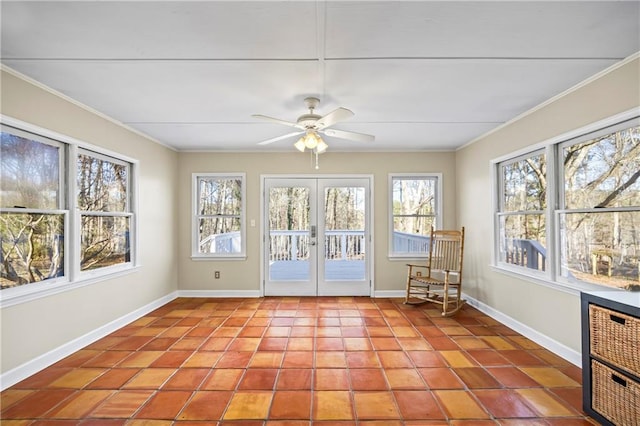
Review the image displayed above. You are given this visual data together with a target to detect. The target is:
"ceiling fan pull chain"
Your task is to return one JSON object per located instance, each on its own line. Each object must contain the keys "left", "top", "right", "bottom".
{"left": 315, "top": 150, "right": 320, "bottom": 170}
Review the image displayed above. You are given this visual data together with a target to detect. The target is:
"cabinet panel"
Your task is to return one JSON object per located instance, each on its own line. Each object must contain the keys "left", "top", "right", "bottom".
{"left": 589, "top": 304, "right": 640, "bottom": 377}
{"left": 591, "top": 359, "right": 640, "bottom": 426}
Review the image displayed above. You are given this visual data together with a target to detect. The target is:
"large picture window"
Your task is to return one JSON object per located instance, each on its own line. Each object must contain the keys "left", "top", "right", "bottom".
{"left": 0, "top": 121, "right": 137, "bottom": 299}
{"left": 495, "top": 115, "right": 639, "bottom": 290}
{"left": 389, "top": 174, "right": 442, "bottom": 257}
{"left": 193, "top": 173, "right": 245, "bottom": 258}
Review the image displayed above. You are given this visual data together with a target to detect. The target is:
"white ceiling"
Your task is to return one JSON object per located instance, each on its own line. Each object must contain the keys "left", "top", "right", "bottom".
{"left": 1, "top": 1, "right": 639, "bottom": 152}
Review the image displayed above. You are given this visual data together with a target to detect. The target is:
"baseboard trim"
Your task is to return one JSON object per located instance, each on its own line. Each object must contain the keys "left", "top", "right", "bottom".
{"left": 0, "top": 291, "right": 179, "bottom": 391}
{"left": 462, "top": 293, "right": 581, "bottom": 367}
{"left": 373, "top": 290, "right": 405, "bottom": 298}
{"left": 177, "top": 290, "right": 262, "bottom": 298}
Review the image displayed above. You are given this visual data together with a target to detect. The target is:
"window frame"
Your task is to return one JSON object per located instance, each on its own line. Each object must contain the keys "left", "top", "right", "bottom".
{"left": 76, "top": 147, "right": 135, "bottom": 277}
{"left": 495, "top": 148, "right": 550, "bottom": 280}
{"left": 0, "top": 115, "right": 139, "bottom": 307}
{"left": 492, "top": 110, "right": 640, "bottom": 292}
{"left": 191, "top": 172, "right": 246, "bottom": 260}
{"left": 554, "top": 118, "right": 640, "bottom": 288}
{"left": 388, "top": 173, "right": 443, "bottom": 259}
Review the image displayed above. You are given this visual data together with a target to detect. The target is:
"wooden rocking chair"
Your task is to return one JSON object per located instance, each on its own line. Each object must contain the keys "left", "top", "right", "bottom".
{"left": 404, "top": 227, "right": 465, "bottom": 316}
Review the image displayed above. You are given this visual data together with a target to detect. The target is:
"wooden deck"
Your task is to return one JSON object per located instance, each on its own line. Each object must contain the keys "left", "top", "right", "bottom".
{"left": 269, "top": 260, "right": 365, "bottom": 281}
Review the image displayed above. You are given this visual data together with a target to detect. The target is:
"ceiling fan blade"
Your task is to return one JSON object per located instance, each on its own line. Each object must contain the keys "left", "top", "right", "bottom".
{"left": 322, "top": 128, "right": 375, "bottom": 143}
{"left": 257, "top": 131, "right": 304, "bottom": 145}
{"left": 252, "top": 114, "right": 304, "bottom": 129}
{"left": 315, "top": 107, "right": 354, "bottom": 130}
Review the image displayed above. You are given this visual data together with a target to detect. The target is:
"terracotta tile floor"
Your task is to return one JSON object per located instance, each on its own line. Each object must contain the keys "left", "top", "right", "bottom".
{"left": 1, "top": 297, "right": 596, "bottom": 425}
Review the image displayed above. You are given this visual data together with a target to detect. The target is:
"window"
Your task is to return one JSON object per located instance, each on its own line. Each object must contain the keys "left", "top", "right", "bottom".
{"left": 77, "top": 150, "right": 132, "bottom": 272}
{"left": 389, "top": 174, "right": 442, "bottom": 257}
{"left": 1, "top": 128, "right": 66, "bottom": 289}
{"left": 558, "top": 123, "right": 640, "bottom": 289}
{"left": 192, "top": 173, "right": 245, "bottom": 259}
{"left": 0, "top": 120, "right": 137, "bottom": 299}
{"left": 497, "top": 151, "right": 547, "bottom": 273}
{"left": 494, "top": 115, "right": 639, "bottom": 290}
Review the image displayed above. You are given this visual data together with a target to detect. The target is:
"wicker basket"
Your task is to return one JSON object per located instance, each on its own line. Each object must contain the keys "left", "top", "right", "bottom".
{"left": 589, "top": 304, "right": 640, "bottom": 377}
{"left": 591, "top": 360, "right": 640, "bottom": 426}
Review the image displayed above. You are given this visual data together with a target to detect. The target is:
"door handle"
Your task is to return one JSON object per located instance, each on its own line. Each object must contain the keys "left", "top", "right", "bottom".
{"left": 310, "top": 241, "right": 316, "bottom": 246}
{"left": 311, "top": 225, "right": 316, "bottom": 238}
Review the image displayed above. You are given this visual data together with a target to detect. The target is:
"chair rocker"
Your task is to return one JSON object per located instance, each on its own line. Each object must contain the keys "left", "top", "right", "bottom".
{"left": 404, "top": 227, "right": 465, "bottom": 316}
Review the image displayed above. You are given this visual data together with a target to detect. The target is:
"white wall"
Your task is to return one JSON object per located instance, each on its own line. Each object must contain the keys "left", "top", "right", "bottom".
{"left": 0, "top": 69, "right": 179, "bottom": 375}
{"left": 455, "top": 56, "right": 640, "bottom": 354}
{"left": 177, "top": 151, "right": 457, "bottom": 294}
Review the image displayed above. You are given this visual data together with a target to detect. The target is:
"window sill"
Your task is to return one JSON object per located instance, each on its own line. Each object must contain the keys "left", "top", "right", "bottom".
{"left": 191, "top": 255, "right": 247, "bottom": 261}
{"left": 388, "top": 254, "right": 428, "bottom": 262}
{"left": 0, "top": 265, "right": 141, "bottom": 308}
{"left": 490, "top": 264, "right": 620, "bottom": 297}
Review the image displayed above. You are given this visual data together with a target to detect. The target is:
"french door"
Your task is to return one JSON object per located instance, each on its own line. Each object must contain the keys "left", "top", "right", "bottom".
{"left": 264, "top": 177, "right": 371, "bottom": 296}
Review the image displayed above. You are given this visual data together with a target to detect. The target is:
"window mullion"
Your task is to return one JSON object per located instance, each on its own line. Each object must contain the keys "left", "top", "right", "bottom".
{"left": 545, "top": 144, "right": 557, "bottom": 282}
{"left": 68, "top": 143, "right": 80, "bottom": 282}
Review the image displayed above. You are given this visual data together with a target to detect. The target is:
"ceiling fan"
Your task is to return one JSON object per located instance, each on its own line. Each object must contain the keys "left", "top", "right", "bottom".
{"left": 252, "top": 97, "right": 375, "bottom": 152}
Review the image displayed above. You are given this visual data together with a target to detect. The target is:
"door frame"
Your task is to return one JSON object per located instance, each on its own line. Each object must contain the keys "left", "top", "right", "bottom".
{"left": 260, "top": 174, "right": 375, "bottom": 297}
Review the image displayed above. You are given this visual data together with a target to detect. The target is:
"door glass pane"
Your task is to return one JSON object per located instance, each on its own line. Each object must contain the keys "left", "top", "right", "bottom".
{"left": 324, "top": 186, "right": 365, "bottom": 280}
{"left": 268, "top": 187, "right": 310, "bottom": 281}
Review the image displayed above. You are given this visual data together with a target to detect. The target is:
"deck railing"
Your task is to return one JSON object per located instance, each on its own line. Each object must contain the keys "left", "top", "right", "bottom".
{"left": 269, "top": 230, "right": 366, "bottom": 261}
{"left": 393, "top": 231, "right": 431, "bottom": 253}
{"left": 202, "top": 230, "right": 439, "bottom": 260}
{"left": 505, "top": 238, "right": 547, "bottom": 271}
{"left": 199, "top": 231, "right": 241, "bottom": 254}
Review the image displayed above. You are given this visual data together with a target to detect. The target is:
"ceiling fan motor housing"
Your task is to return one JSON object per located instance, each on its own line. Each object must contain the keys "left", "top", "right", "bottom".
{"left": 297, "top": 113, "right": 322, "bottom": 128}
{"left": 298, "top": 97, "right": 322, "bottom": 128}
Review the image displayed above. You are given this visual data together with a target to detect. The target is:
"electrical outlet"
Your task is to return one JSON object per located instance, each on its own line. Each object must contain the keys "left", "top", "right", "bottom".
{"left": 215, "top": 271, "right": 220, "bottom": 279}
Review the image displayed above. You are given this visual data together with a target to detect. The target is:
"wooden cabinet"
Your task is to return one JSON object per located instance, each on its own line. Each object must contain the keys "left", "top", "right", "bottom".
{"left": 581, "top": 291, "right": 640, "bottom": 426}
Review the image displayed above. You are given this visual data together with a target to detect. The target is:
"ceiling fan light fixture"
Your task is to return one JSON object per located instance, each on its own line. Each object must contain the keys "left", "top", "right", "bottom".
{"left": 294, "top": 137, "right": 306, "bottom": 152}
{"left": 316, "top": 139, "right": 328, "bottom": 154}
{"left": 303, "top": 131, "right": 319, "bottom": 149}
